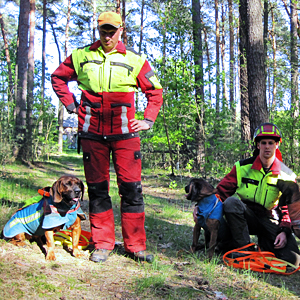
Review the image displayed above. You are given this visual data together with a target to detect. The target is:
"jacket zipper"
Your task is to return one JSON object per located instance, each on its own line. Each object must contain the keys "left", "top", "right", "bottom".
{"left": 109, "top": 68, "right": 112, "bottom": 90}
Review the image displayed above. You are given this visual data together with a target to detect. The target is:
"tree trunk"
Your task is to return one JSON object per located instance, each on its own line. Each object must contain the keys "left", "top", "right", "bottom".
{"left": 247, "top": 0, "right": 268, "bottom": 137}
{"left": 290, "top": 0, "right": 298, "bottom": 117}
{"left": 58, "top": 0, "right": 71, "bottom": 153}
{"left": 0, "top": 13, "right": 13, "bottom": 101}
{"left": 215, "top": 0, "right": 220, "bottom": 115}
{"left": 39, "top": 0, "right": 46, "bottom": 133}
{"left": 25, "top": 0, "right": 35, "bottom": 161}
{"left": 263, "top": 0, "right": 268, "bottom": 101}
{"left": 203, "top": 26, "right": 212, "bottom": 106}
{"left": 116, "top": 0, "right": 120, "bottom": 13}
{"left": 239, "top": 0, "right": 251, "bottom": 148}
{"left": 92, "top": 0, "right": 96, "bottom": 42}
{"left": 192, "top": 0, "right": 205, "bottom": 171}
{"left": 270, "top": 6, "right": 277, "bottom": 110}
{"left": 139, "top": 0, "right": 145, "bottom": 53}
{"left": 229, "top": 0, "right": 235, "bottom": 120}
{"left": 122, "top": 0, "right": 127, "bottom": 46}
{"left": 290, "top": 0, "right": 299, "bottom": 165}
{"left": 15, "top": 0, "right": 30, "bottom": 159}
{"left": 221, "top": 3, "right": 227, "bottom": 107}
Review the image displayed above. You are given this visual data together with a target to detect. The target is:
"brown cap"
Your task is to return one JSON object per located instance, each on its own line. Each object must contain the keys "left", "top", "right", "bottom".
{"left": 98, "top": 12, "right": 122, "bottom": 28}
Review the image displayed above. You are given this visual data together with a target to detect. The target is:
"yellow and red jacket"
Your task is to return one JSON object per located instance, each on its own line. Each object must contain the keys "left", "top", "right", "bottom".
{"left": 51, "top": 40, "right": 163, "bottom": 141}
{"left": 217, "top": 155, "right": 296, "bottom": 229}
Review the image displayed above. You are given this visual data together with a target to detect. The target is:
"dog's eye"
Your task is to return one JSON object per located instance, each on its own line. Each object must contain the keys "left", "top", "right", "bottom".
{"left": 67, "top": 181, "right": 72, "bottom": 186}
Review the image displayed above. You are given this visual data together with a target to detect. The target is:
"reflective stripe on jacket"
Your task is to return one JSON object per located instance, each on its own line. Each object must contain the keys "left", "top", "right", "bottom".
{"left": 235, "top": 156, "right": 296, "bottom": 210}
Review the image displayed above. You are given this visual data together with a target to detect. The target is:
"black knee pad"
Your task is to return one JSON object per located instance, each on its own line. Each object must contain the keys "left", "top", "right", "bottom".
{"left": 119, "top": 181, "right": 144, "bottom": 213}
{"left": 88, "top": 181, "right": 112, "bottom": 213}
{"left": 223, "top": 197, "right": 246, "bottom": 214}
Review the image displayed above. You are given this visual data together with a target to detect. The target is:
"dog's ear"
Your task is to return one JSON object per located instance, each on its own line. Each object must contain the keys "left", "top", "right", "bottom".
{"left": 193, "top": 180, "right": 203, "bottom": 196}
{"left": 79, "top": 179, "right": 85, "bottom": 200}
{"left": 51, "top": 179, "right": 63, "bottom": 203}
{"left": 195, "top": 178, "right": 218, "bottom": 199}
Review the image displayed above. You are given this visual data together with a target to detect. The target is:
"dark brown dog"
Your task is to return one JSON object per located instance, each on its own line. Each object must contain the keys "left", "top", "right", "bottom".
{"left": 185, "top": 178, "right": 223, "bottom": 259}
{"left": 2, "top": 175, "right": 85, "bottom": 260}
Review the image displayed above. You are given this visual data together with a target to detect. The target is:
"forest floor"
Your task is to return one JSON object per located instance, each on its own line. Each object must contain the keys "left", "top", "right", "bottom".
{"left": 0, "top": 152, "right": 300, "bottom": 299}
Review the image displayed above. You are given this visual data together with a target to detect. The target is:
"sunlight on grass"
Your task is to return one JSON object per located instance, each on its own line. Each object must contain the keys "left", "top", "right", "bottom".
{"left": 0, "top": 154, "right": 300, "bottom": 299}
{"left": 135, "top": 274, "right": 167, "bottom": 293}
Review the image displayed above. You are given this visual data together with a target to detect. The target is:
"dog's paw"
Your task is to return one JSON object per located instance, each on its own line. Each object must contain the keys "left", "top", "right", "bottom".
{"left": 72, "top": 248, "right": 83, "bottom": 258}
{"left": 46, "top": 250, "right": 56, "bottom": 260}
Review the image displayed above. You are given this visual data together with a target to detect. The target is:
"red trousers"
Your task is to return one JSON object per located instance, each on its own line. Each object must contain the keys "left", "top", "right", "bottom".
{"left": 81, "top": 138, "right": 146, "bottom": 252}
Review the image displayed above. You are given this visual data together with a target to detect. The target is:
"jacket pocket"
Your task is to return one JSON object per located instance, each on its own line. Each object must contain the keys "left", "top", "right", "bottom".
{"left": 242, "top": 177, "right": 259, "bottom": 188}
{"left": 109, "top": 62, "right": 135, "bottom": 91}
{"left": 80, "top": 60, "right": 103, "bottom": 92}
{"left": 110, "top": 103, "right": 132, "bottom": 134}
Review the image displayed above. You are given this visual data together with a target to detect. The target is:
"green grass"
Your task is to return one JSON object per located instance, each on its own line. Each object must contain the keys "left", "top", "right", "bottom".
{"left": 1, "top": 152, "right": 300, "bottom": 299}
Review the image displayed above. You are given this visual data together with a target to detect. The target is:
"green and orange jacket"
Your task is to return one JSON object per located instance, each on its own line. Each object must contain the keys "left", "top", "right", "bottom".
{"left": 217, "top": 155, "right": 296, "bottom": 229}
{"left": 51, "top": 40, "right": 163, "bottom": 141}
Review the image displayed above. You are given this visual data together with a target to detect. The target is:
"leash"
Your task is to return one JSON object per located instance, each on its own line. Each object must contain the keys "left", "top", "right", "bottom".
{"left": 223, "top": 243, "right": 300, "bottom": 275}
{"left": 54, "top": 230, "right": 92, "bottom": 250}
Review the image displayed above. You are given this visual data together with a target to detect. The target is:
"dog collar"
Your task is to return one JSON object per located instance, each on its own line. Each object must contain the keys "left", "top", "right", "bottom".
{"left": 38, "top": 189, "right": 50, "bottom": 197}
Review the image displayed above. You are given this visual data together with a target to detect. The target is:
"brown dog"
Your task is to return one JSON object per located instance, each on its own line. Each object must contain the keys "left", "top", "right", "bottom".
{"left": 2, "top": 175, "right": 85, "bottom": 260}
{"left": 185, "top": 178, "right": 223, "bottom": 259}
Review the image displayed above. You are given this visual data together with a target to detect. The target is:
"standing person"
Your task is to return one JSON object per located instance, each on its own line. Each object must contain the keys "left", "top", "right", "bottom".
{"left": 217, "top": 123, "right": 300, "bottom": 264}
{"left": 51, "top": 12, "right": 163, "bottom": 263}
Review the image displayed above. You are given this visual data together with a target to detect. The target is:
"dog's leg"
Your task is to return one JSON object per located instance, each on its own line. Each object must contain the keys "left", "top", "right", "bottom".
{"left": 69, "top": 216, "right": 82, "bottom": 258}
{"left": 45, "top": 230, "right": 56, "bottom": 260}
{"left": 206, "top": 219, "right": 220, "bottom": 260}
{"left": 191, "top": 223, "right": 201, "bottom": 253}
{"left": 9, "top": 233, "right": 27, "bottom": 247}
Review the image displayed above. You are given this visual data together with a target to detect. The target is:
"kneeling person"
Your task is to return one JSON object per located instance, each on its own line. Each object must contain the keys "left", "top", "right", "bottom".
{"left": 217, "top": 123, "right": 300, "bottom": 265}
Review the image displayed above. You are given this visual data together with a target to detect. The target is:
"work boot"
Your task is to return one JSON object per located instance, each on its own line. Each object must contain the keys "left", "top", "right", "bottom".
{"left": 126, "top": 250, "right": 154, "bottom": 263}
{"left": 90, "top": 249, "right": 112, "bottom": 263}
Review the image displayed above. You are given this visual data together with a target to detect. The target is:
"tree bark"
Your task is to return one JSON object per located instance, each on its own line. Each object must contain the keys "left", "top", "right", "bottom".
{"left": 15, "top": 0, "right": 30, "bottom": 159}
{"left": 239, "top": 0, "right": 251, "bottom": 146}
{"left": 290, "top": 0, "right": 299, "bottom": 165}
{"left": 122, "top": 0, "right": 127, "bottom": 46}
{"left": 58, "top": 0, "right": 71, "bottom": 153}
{"left": 246, "top": 0, "right": 268, "bottom": 137}
{"left": 39, "top": 0, "right": 47, "bottom": 133}
{"left": 203, "top": 26, "right": 212, "bottom": 105}
{"left": 0, "top": 13, "right": 13, "bottom": 101}
{"left": 290, "top": 0, "right": 298, "bottom": 117}
{"left": 215, "top": 0, "right": 220, "bottom": 115}
{"left": 25, "top": 0, "right": 35, "bottom": 160}
{"left": 192, "top": 0, "right": 205, "bottom": 170}
{"left": 139, "top": 0, "right": 145, "bottom": 53}
{"left": 92, "top": 0, "right": 96, "bottom": 42}
{"left": 221, "top": 3, "right": 227, "bottom": 107}
{"left": 270, "top": 6, "right": 277, "bottom": 110}
{"left": 229, "top": 0, "right": 235, "bottom": 120}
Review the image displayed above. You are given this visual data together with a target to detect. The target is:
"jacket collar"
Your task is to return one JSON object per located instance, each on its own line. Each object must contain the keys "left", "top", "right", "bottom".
{"left": 89, "top": 40, "right": 126, "bottom": 54}
{"left": 251, "top": 155, "right": 281, "bottom": 174}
